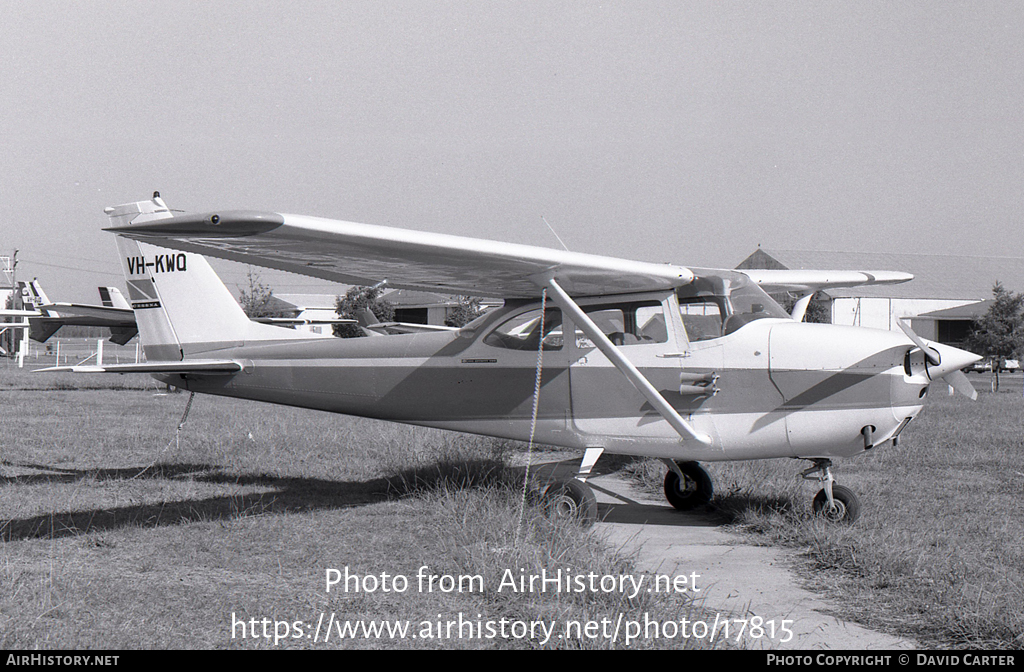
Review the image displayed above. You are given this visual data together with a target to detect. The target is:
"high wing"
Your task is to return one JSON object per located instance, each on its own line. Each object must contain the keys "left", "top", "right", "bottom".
{"left": 739, "top": 269, "right": 914, "bottom": 293}
{"left": 104, "top": 203, "right": 704, "bottom": 443}
{"left": 39, "top": 302, "right": 135, "bottom": 324}
{"left": 29, "top": 303, "right": 137, "bottom": 344}
{"left": 739, "top": 269, "right": 913, "bottom": 321}
{"left": 17, "top": 281, "right": 140, "bottom": 344}
{"left": 106, "top": 210, "right": 695, "bottom": 298}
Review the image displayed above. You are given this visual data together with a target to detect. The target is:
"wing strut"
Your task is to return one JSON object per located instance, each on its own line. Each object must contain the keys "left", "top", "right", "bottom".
{"left": 790, "top": 293, "right": 814, "bottom": 322}
{"left": 542, "top": 278, "right": 712, "bottom": 445}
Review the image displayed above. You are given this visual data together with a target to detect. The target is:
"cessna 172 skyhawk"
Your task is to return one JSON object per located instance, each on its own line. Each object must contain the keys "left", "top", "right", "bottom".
{"left": 44, "top": 194, "right": 981, "bottom": 523}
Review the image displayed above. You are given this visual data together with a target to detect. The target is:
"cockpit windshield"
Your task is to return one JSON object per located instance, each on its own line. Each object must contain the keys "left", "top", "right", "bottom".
{"left": 677, "top": 272, "right": 789, "bottom": 341}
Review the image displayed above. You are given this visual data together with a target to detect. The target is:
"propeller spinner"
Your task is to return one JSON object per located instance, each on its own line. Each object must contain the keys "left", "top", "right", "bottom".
{"left": 898, "top": 319, "right": 981, "bottom": 400}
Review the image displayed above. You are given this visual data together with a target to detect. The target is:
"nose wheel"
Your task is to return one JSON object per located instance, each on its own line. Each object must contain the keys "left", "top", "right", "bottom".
{"left": 802, "top": 459, "right": 860, "bottom": 523}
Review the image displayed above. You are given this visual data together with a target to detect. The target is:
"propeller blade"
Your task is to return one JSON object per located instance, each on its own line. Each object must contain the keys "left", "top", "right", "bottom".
{"left": 897, "top": 319, "right": 940, "bottom": 366}
{"left": 942, "top": 369, "right": 978, "bottom": 401}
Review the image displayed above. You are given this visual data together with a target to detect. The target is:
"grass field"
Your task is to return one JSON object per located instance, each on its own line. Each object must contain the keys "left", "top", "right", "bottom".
{"left": 0, "top": 368, "right": 712, "bottom": 650}
{"left": 628, "top": 373, "right": 1024, "bottom": 649}
{"left": 2, "top": 367, "right": 1021, "bottom": 649}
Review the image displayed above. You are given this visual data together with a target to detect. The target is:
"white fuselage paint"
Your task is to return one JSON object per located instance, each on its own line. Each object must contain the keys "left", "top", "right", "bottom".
{"left": 173, "top": 300, "right": 940, "bottom": 465}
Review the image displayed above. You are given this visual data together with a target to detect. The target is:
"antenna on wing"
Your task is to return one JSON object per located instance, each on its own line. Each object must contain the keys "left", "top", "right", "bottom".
{"left": 541, "top": 216, "right": 570, "bottom": 252}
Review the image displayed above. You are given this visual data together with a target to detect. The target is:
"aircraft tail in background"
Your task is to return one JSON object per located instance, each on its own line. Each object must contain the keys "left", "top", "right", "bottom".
{"left": 96, "top": 286, "right": 137, "bottom": 344}
{"left": 98, "top": 286, "right": 130, "bottom": 309}
{"left": 17, "top": 279, "right": 140, "bottom": 345}
{"left": 17, "top": 280, "right": 61, "bottom": 342}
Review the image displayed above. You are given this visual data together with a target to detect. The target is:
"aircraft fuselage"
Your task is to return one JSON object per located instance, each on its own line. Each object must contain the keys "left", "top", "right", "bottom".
{"left": 159, "top": 290, "right": 936, "bottom": 464}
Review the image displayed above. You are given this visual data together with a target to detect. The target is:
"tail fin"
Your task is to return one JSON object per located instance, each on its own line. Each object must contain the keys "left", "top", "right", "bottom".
{"left": 97, "top": 287, "right": 137, "bottom": 344}
{"left": 19, "top": 280, "right": 55, "bottom": 315}
{"left": 98, "top": 286, "right": 130, "bottom": 309}
{"left": 354, "top": 307, "right": 380, "bottom": 328}
{"left": 108, "top": 194, "right": 309, "bottom": 361}
{"left": 19, "top": 281, "right": 62, "bottom": 342}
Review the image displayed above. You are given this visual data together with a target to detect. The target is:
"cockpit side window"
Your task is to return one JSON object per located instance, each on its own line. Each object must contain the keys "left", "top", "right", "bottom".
{"left": 676, "top": 273, "right": 789, "bottom": 341}
{"left": 679, "top": 298, "right": 725, "bottom": 342}
{"left": 483, "top": 308, "right": 564, "bottom": 351}
{"left": 721, "top": 277, "right": 791, "bottom": 333}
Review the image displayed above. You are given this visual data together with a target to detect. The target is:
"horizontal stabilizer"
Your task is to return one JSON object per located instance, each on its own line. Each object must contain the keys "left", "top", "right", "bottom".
{"left": 27, "top": 303, "right": 137, "bottom": 344}
{"left": 36, "top": 360, "right": 243, "bottom": 375}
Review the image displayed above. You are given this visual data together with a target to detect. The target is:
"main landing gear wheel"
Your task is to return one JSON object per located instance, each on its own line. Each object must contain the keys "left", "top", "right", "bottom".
{"left": 543, "top": 478, "right": 598, "bottom": 527}
{"left": 663, "top": 461, "right": 714, "bottom": 511}
{"left": 812, "top": 485, "right": 860, "bottom": 523}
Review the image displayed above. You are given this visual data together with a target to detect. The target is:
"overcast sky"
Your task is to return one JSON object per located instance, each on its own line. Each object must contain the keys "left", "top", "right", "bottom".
{"left": 1, "top": 1, "right": 1021, "bottom": 302}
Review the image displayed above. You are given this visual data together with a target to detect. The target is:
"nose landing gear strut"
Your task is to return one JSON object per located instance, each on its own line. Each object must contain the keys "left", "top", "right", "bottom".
{"left": 801, "top": 459, "right": 860, "bottom": 523}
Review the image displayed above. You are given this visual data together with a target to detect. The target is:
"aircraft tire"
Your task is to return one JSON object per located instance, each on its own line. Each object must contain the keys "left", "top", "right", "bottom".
{"left": 812, "top": 485, "right": 860, "bottom": 523}
{"left": 543, "top": 479, "right": 598, "bottom": 527}
{"left": 663, "top": 461, "right": 714, "bottom": 511}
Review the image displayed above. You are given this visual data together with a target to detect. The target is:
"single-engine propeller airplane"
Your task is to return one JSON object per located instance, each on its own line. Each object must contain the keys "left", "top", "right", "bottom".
{"left": 42, "top": 193, "right": 982, "bottom": 523}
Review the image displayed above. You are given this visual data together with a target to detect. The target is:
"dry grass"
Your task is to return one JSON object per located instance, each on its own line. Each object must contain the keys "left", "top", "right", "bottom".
{"left": 10, "top": 363, "right": 1018, "bottom": 648}
{"left": 0, "top": 369, "right": 712, "bottom": 650}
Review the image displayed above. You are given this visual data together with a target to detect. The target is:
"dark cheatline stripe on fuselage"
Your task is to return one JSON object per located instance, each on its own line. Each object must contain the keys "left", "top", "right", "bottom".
{"left": 571, "top": 366, "right": 894, "bottom": 422}
{"left": 184, "top": 364, "right": 571, "bottom": 422}
{"left": 770, "top": 370, "right": 888, "bottom": 411}
{"left": 176, "top": 322, "right": 571, "bottom": 424}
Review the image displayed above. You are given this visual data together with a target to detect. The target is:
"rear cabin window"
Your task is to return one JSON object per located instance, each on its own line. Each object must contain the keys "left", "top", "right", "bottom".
{"left": 575, "top": 301, "right": 668, "bottom": 348}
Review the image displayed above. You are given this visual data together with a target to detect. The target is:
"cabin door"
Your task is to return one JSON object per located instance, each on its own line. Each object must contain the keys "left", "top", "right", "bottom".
{"left": 568, "top": 294, "right": 703, "bottom": 440}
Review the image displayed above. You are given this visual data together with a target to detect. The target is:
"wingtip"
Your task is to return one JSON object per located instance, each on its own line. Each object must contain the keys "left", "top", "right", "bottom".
{"left": 104, "top": 210, "right": 285, "bottom": 237}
